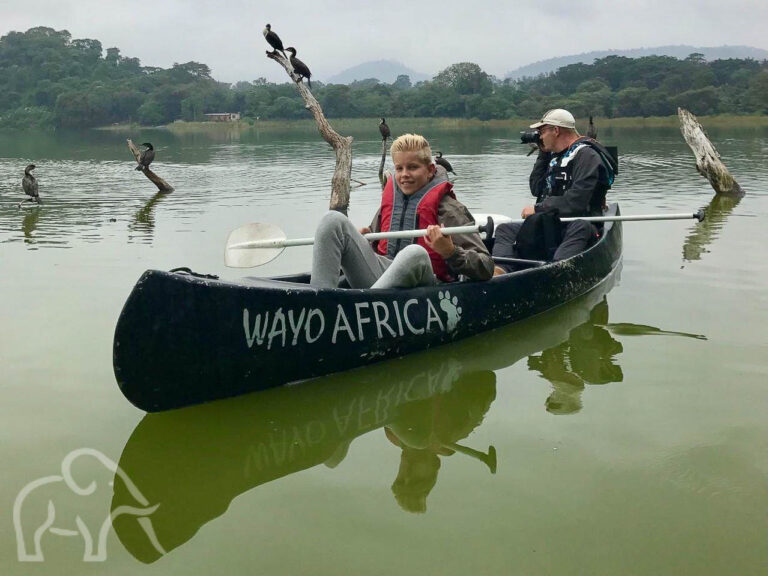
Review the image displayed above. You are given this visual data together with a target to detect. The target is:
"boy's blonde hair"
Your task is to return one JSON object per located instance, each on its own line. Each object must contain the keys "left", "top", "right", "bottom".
{"left": 390, "top": 133, "right": 433, "bottom": 165}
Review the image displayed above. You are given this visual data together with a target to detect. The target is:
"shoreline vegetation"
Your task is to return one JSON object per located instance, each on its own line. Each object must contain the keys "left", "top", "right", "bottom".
{"left": 93, "top": 115, "right": 768, "bottom": 133}
{"left": 2, "top": 27, "right": 767, "bottom": 131}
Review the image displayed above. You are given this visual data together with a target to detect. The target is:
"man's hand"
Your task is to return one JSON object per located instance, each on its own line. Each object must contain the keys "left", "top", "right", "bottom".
{"left": 521, "top": 205, "right": 536, "bottom": 218}
{"left": 424, "top": 224, "right": 455, "bottom": 258}
{"left": 359, "top": 226, "right": 371, "bottom": 235}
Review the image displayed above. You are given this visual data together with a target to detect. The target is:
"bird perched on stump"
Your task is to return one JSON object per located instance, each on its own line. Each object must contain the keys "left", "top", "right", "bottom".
{"left": 286, "top": 47, "right": 312, "bottom": 89}
{"left": 19, "top": 164, "right": 41, "bottom": 207}
{"left": 379, "top": 118, "right": 391, "bottom": 141}
{"left": 263, "top": 24, "right": 286, "bottom": 57}
{"left": 135, "top": 142, "right": 155, "bottom": 171}
{"left": 435, "top": 151, "right": 455, "bottom": 175}
{"left": 587, "top": 116, "right": 598, "bottom": 140}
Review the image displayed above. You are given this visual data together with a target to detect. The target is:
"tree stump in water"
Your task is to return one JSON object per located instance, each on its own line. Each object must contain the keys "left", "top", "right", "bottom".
{"left": 267, "top": 51, "right": 352, "bottom": 214}
{"left": 678, "top": 108, "right": 744, "bottom": 196}
{"left": 127, "top": 139, "right": 174, "bottom": 193}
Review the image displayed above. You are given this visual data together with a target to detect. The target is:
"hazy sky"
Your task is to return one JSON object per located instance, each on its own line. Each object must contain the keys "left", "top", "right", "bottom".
{"left": 1, "top": 0, "right": 766, "bottom": 83}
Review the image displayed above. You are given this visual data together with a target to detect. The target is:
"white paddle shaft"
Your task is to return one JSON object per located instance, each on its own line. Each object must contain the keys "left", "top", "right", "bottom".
{"left": 229, "top": 223, "right": 483, "bottom": 250}
{"left": 224, "top": 210, "right": 704, "bottom": 267}
{"left": 475, "top": 212, "right": 703, "bottom": 226}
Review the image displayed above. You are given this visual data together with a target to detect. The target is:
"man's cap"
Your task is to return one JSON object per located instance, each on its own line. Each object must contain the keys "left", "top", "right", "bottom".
{"left": 530, "top": 109, "right": 576, "bottom": 130}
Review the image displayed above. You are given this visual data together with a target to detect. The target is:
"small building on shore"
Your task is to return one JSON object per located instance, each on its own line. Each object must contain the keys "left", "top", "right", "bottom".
{"left": 204, "top": 112, "right": 241, "bottom": 122}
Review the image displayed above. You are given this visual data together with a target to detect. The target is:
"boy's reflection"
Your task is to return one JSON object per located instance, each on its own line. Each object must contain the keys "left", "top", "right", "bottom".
{"left": 383, "top": 371, "right": 497, "bottom": 513}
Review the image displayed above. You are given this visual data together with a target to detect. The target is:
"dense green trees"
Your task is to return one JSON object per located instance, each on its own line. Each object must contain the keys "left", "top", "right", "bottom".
{"left": 1, "top": 26, "right": 766, "bottom": 129}
{"left": 0, "top": 27, "right": 232, "bottom": 128}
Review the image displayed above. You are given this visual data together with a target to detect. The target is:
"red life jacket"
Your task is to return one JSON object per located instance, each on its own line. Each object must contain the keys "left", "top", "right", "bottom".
{"left": 377, "top": 177, "right": 456, "bottom": 282}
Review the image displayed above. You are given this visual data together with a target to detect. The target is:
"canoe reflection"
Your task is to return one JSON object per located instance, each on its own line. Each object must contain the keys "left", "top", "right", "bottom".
{"left": 111, "top": 281, "right": 619, "bottom": 562}
{"left": 111, "top": 362, "right": 500, "bottom": 562}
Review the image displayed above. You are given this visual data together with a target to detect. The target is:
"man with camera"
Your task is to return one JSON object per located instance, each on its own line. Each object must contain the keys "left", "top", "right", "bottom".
{"left": 492, "top": 109, "right": 617, "bottom": 273}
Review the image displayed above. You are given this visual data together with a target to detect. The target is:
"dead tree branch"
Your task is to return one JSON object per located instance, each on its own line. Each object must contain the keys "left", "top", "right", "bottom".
{"left": 267, "top": 51, "right": 352, "bottom": 214}
{"left": 127, "top": 139, "right": 174, "bottom": 193}
{"left": 678, "top": 108, "right": 744, "bottom": 196}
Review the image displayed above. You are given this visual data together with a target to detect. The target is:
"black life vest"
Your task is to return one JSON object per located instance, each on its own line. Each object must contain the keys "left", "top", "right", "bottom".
{"left": 541, "top": 137, "right": 618, "bottom": 214}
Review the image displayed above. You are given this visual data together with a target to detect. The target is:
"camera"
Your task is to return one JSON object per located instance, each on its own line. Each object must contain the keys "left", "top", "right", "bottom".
{"left": 520, "top": 130, "right": 541, "bottom": 145}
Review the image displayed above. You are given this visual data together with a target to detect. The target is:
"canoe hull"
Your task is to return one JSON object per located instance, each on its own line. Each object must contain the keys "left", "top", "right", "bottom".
{"left": 113, "top": 206, "right": 622, "bottom": 411}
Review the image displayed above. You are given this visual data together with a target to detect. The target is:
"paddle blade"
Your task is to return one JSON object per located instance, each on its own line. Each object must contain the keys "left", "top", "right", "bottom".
{"left": 225, "top": 222, "right": 286, "bottom": 268}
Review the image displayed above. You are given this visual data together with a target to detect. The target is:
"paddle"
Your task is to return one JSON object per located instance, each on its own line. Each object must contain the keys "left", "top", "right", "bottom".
{"left": 476, "top": 210, "right": 705, "bottom": 226}
{"left": 225, "top": 210, "right": 705, "bottom": 268}
{"left": 445, "top": 442, "right": 497, "bottom": 474}
{"left": 225, "top": 217, "right": 496, "bottom": 268}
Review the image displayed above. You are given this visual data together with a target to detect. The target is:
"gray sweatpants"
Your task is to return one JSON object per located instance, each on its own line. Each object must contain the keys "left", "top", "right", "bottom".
{"left": 310, "top": 211, "right": 437, "bottom": 289}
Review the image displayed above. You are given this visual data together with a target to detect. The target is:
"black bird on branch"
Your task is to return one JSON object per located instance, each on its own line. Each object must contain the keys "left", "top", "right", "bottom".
{"left": 587, "top": 116, "right": 598, "bottom": 140}
{"left": 435, "top": 151, "right": 455, "bottom": 175}
{"left": 286, "top": 47, "right": 312, "bottom": 89}
{"left": 379, "top": 118, "right": 391, "bottom": 141}
{"left": 135, "top": 142, "right": 155, "bottom": 171}
{"left": 263, "top": 24, "right": 287, "bottom": 57}
{"left": 19, "top": 164, "right": 41, "bottom": 207}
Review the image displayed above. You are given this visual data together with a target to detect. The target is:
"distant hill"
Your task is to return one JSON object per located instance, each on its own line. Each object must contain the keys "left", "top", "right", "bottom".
{"left": 326, "top": 60, "right": 430, "bottom": 84}
{"left": 505, "top": 45, "right": 768, "bottom": 79}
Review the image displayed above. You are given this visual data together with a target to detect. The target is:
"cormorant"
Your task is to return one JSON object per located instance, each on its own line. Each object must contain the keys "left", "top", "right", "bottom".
{"left": 263, "top": 24, "right": 286, "bottom": 57}
{"left": 379, "top": 118, "right": 391, "bottom": 141}
{"left": 286, "top": 47, "right": 312, "bottom": 89}
{"left": 135, "top": 142, "right": 155, "bottom": 171}
{"left": 587, "top": 116, "right": 598, "bottom": 140}
{"left": 19, "top": 164, "right": 41, "bottom": 207}
{"left": 435, "top": 151, "right": 455, "bottom": 175}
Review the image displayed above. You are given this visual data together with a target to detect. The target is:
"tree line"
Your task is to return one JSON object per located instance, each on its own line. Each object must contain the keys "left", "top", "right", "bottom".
{"left": 1, "top": 26, "right": 767, "bottom": 130}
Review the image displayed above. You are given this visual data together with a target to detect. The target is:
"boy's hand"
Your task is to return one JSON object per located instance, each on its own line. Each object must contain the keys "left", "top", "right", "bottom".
{"left": 424, "top": 224, "right": 455, "bottom": 258}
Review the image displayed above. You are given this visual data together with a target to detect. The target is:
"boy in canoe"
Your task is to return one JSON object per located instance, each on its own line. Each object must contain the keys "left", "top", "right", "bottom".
{"left": 311, "top": 133, "right": 494, "bottom": 288}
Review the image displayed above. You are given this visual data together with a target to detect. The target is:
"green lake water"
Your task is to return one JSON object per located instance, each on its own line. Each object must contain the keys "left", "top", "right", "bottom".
{"left": 1, "top": 122, "right": 767, "bottom": 575}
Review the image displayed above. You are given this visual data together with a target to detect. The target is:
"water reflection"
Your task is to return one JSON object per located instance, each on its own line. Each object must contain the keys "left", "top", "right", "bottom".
{"left": 683, "top": 192, "right": 744, "bottom": 261}
{"left": 128, "top": 192, "right": 168, "bottom": 242}
{"left": 529, "top": 298, "right": 623, "bottom": 415}
{"left": 110, "top": 283, "right": 615, "bottom": 562}
{"left": 21, "top": 206, "right": 42, "bottom": 245}
{"left": 385, "top": 370, "right": 496, "bottom": 513}
{"left": 107, "top": 274, "right": 711, "bottom": 561}
{"left": 1, "top": 126, "right": 761, "bottom": 250}
{"left": 529, "top": 297, "right": 706, "bottom": 415}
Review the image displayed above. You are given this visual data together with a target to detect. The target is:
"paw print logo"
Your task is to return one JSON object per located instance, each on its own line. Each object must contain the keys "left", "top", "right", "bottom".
{"left": 438, "top": 290, "right": 462, "bottom": 332}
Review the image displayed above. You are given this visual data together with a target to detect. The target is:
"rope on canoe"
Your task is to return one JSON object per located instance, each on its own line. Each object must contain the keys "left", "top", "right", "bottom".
{"left": 168, "top": 267, "right": 219, "bottom": 280}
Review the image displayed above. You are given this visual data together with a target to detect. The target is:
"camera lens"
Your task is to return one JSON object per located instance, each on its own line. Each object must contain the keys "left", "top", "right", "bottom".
{"left": 520, "top": 130, "right": 541, "bottom": 145}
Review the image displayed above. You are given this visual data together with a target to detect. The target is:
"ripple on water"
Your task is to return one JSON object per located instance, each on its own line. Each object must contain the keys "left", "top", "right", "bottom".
{"left": 1, "top": 131, "right": 766, "bottom": 251}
